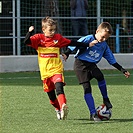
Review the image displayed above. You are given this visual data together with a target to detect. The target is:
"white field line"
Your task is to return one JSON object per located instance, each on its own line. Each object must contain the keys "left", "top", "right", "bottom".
{"left": 0, "top": 74, "right": 129, "bottom": 80}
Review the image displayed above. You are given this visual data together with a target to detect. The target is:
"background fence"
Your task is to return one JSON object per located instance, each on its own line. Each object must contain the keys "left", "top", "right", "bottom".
{"left": 0, "top": 0, "right": 133, "bottom": 55}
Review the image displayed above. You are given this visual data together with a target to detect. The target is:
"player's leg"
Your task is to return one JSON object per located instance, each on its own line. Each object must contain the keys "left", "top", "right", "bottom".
{"left": 74, "top": 59, "right": 100, "bottom": 121}
{"left": 91, "top": 67, "right": 112, "bottom": 109}
{"left": 47, "top": 90, "right": 61, "bottom": 120}
{"left": 52, "top": 74, "right": 68, "bottom": 120}
{"left": 47, "top": 90, "right": 60, "bottom": 110}
{"left": 82, "top": 82, "right": 95, "bottom": 112}
{"left": 82, "top": 78, "right": 101, "bottom": 121}
{"left": 55, "top": 82, "right": 68, "bottom": 120}
{"left": 55, "top": 82, "right": 66, "bottom": 107}
{"left": 43, "top": 79, "right": 61, "bottom": 119}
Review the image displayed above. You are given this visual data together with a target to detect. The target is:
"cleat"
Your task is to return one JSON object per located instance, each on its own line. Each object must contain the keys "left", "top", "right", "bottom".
{"left": 55, "top": 109, "right": 61, "bottom": 120}
{"left": 61, "top": 103, "right": 68, "bottom": 120}
{"left": 103, "top": 98, "right": 113, "bottom": 110}
{"left": 90, "top": 113, "right": 101, "bottom": 122}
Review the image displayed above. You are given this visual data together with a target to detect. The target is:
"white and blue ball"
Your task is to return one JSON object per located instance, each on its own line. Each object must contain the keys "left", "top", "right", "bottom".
{"left": 96, "top": 104, "right": 112, "bottom": 120}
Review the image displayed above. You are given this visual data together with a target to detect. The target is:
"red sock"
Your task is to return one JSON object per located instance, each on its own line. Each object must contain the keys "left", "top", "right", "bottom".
{"left": 50, "top": 98, "right": 60, "bottom": 110}
{"left": 57, "top": 94, "right": 67, "bottom": 108}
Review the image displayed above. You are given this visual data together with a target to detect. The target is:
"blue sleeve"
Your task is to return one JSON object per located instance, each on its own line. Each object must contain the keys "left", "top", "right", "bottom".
{"left": 103, "top": 45, "right": 116, "bottom": 65}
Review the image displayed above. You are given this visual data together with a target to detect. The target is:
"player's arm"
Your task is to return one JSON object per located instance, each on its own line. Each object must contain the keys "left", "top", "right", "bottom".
{"left": 68, "top": 39, "right": 98, "bottom": 47}
{"left": 64, "top": 40, "right": 90, "bottom": 57}
{"left": 62, "top": 47, "right": 72, "bottom": 58}
{"left": 24, "top": 26, "right": 34, "bottom": 44}
{"left": 104, "top": 45, "right": 130, "bottom": 78}
{"left": 69, "top": 40, "right": 90, "bottom": 47}
{"left": 112, "top": 62, "right": 130, "bottom": 78}
{"left": 62, "top": 47, "right": 74, "bottom": 62}
{"left": 62, "top": 40, "right": 93, "bottom": 61}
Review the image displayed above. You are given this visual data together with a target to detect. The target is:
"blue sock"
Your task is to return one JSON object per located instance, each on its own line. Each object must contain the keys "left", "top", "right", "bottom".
{"left": 98, "top": 80, "right": 108, "bottom": 98}
{"left": 84, "top": 93, "right": 96, "bottom": 114}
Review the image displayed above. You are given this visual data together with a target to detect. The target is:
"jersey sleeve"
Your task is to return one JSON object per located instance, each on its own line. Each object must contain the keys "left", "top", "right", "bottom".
{"left": 58, "top": 34, "right": 71, "bottom": 48}
{"left": 103, "top": 45, "right": 116, "bottom": 65}
{"left": 29, "top": 34, "right": 41, "bottom": 49}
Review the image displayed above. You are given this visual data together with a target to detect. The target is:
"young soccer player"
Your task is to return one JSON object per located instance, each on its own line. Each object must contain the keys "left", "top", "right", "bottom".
{"left": 24, "top": 16, "right": 90, "bottom": 120}
{"left": 62, "top": 22, "right": 130, "bottom": 121}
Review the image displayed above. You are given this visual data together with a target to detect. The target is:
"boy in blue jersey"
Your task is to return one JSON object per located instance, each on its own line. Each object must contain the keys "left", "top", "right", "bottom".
{"left": 62, "top": 22, "right": 130, "bottom": 122}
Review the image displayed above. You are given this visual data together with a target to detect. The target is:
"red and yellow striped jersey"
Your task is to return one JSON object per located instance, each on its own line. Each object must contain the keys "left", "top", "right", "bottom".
{"left": 28, "top": 33, "right": 71, "bottom": 80}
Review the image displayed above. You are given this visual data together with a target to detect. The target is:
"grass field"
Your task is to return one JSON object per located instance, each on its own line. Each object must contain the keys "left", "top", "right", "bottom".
{"left": 0, "top": 69, "right": 133, "bottom": 133}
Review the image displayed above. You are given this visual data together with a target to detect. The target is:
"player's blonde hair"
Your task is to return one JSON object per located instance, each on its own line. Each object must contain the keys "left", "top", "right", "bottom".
{"left": 41, "top": 16, "right": 57, "bottom": 29}
{"left": 97, "top": 22, "right": 113, "bottom": 35}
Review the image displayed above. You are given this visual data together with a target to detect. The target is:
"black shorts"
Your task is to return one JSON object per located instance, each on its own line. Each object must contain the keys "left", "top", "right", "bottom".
{"left": 74, "top": 58, "right": 98, "bottom": 84}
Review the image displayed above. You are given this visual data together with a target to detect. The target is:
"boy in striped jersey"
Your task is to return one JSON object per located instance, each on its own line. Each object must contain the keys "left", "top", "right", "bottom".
{"left": 24, "top": 16, "right": 90, "bottom": 120}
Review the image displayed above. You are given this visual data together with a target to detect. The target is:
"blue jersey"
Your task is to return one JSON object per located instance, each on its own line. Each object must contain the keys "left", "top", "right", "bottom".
{"left": 68, "top": 34, "right": 116, "bottom": 65}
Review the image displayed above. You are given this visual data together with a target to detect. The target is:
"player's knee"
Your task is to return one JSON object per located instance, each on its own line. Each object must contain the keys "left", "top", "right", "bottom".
{"left": 96, "top": 73, "right": 104, "bottom": 81}
{"left": 55, "top": 82, "right": 64, "bottom": 95}
{"left": 92, "top": 68, "right": 104, "bottom": 81}
{"left": 82, "top": 82, "right": 92, "bottom": 94}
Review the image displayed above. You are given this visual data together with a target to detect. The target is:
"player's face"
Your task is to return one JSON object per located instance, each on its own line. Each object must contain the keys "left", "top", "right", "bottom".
{"left": 96, "top": 29, "right": 110, "bottom": 42}
{"left": 42, "top": 25, "right": 56, "bottom": 37}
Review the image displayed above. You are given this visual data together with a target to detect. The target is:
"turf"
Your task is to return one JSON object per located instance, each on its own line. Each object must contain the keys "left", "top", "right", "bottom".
{"left": 0, "top": 69, "right": 133, "bottom": 133}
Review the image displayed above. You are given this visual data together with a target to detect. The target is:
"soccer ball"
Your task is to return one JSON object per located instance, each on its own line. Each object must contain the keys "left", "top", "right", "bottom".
{"left": 96, "top": 104, "right": 112, "bottom": 120}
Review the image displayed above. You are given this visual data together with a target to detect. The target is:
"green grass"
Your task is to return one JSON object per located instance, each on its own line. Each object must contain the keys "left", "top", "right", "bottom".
{"left": 0, "top": 69, "right": 133, "bottom": 133}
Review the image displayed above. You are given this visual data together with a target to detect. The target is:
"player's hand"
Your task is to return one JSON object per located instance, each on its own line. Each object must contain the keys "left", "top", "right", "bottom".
{"left": 124, "top": 71, "right": 130, "bottom": 78}
{"left": 89, "top": 40, "right": 98, "bottom": 47}
{"left": 62, "top": 54, "right": 68, "bottom": 62}
{"left": 29, "top": 26, "right": 34, "bottom": 32}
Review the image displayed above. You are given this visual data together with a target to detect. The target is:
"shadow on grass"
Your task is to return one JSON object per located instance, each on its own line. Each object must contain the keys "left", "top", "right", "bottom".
{"left": 69, "top": 118, "right": 133, "bottom": 124}
{"left": 110, "top": 118, "right": 133, "bottom": 122}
